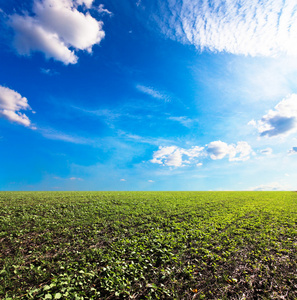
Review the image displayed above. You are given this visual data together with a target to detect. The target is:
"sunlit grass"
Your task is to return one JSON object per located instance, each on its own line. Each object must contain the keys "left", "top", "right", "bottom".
{"left": 1, "top": 191, "right": 297, "bottom": 299}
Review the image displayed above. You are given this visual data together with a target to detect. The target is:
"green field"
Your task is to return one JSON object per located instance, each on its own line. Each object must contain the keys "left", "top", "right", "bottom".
{"left": 1, "top": 191, "right": 297, "bottom": 299}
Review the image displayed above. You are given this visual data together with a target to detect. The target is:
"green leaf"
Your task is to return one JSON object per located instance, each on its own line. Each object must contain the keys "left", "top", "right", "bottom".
{"left": 0, "top": 268, "right": 6, "bottom": 275}
{"left": 44, "top": 294, "right": 53, "bottom": 299}
{"left": 54, "top": 293, "right": 62, "bottom": 299}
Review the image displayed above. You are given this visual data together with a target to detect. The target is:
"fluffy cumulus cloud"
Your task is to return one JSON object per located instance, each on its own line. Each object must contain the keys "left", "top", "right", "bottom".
{"left": 150, "top": 140, "right": 253, "bottom": 167}
{"left": 0, "top": 85, "right": 33, "bottom": 127}
{"left": 207, "top": 141, "right": 252, "bottom": 162}
{"left": 153, "top": 0, "right": 297, "bottom": 57}
{"left": 8, "top": 0, "right": 105, "bottom": 64}
{"left": 288, "top": 147, "right": 297, "bottom": 155}
{"left": 76, "top": 0, "right": 93, "bottom": 8}
{"left": 150, "top": 145, "right": 204, "bottom": 167}
{"left": 249, "top": 94, "right": 297, "bottom": 137}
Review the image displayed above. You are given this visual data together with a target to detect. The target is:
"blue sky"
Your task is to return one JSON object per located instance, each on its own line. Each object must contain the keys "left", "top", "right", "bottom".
{"left": 1, "top": 0, "right": 297, "bottom": 191}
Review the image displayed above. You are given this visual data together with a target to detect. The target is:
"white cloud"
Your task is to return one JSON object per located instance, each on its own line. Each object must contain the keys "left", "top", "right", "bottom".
{"left": 97, "top": 4, "right": 112, "bottom": 15}
{"left": 165, "top": 149, "right": 183, "bottom": 167}
{"left": 41, "top": 68, "right": 58, "bottom": 75}
{"left": 249, "top": 94, "right": 297, "bottom": 137}
{"left": 249, "top": 182, "right": 291, "bottom": 191}
{"left": 183, "top": 146, "right": 205, "bottom": 159}
{"left": 72, "top": 106, "right": 121, "bottom": 119}
{"left": 153, "top": 0, "right": 297, "bottom": 57}
{"left": 69, "top": 177, "right": 83, "bottom": 181}
{"left": 136, "top": 84, "right": 169, "bottom": 101}
{"left": 151, "top": 140, "right": 253, "bottom": 167}
{"left": 40, "top": 128, "right": 91, "bottom": 144}
{"left": 120, "top": 179, "right": 126, "bottom": 181}
{"left": 76, "top": 0, "right": 93, "bottom": 9}
{"left": 148, "top": 180, "right": 154, "bottom": 183}
{"left": 207, "top": 141, "right": 252, "bottom": 162}
{"left": 118, "top": 130, "right": 175, "bottom": 146}
{"left": 260, "top": 148, "right": 273, "bottom": 155}
{"left": 151, "top": 145, "right": 204, "bottom": 167}
{"left": 151, "top": 146, "right": 179, "bottom": 165}
{"left": 0, "top": 85, "right": 34, "bottom": 127}
{"left": 207, "top": 141, "right": 231, "bottom": 160}
{"left": 168, "top": 116, "right": 196, "bottom": 128}
{"left": 288, "top": 147, "right": 297, "bottom": 155}
{"left": 8, "top": 0, "right": 105, "bottom": 64}
{"left": 54, "top": 176, "right": 83, "bottom": 181}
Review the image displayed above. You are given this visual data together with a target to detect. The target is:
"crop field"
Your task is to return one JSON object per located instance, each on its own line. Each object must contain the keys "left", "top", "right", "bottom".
{"left": 1, "top": 191, "right": 297, "bottom": 299}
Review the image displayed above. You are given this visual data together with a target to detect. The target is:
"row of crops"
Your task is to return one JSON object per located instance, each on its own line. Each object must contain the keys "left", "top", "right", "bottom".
{"left": 1, "top": 191, "right": 297, "bottom": 299}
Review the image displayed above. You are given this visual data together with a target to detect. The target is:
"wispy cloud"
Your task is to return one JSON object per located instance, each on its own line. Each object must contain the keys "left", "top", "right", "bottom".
{"left": 249, "top": 94, "right": 297, "bottom": 137}
{"left": 54, "top": 176, "right": 83, "bottom": 181}
{"left": 118, "top": 130, "right": 175, "bottom": 146}
{"left": 249, "top": 182, "right": 291, "bottom": 191}
{"left": 69, "top": 177, "right": 83, "bottom": 181}
{"left": 0, "top": 85, "right": 35, "bottom": 128}
{"left": 71, "top": 106, "right": 121, "bottom": 119}
{"left": 136, "top": 84, "right": 169, "bottom": 101}
{"left": 40, "top": 68, "right": 58, "bottom": 76}
{"left": 71, "top": 105, "right": 121, "bottom": 128}
{"left": 153, "top": 0, "right": 297, "bottom": 57}
{"left": 40, "top": 128, "right": 91, "bottom": 144}
{"left": 8, "top": 0, "right": 105, "bottom": 64}
{"left": 97, "top": 4, "right": 112, "bottom": 16}
{"left": 168, "top": 116, "right": 197, "bottom": 128}
{"left": 259, "top": 148, "right": 273, "bottom": 155}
